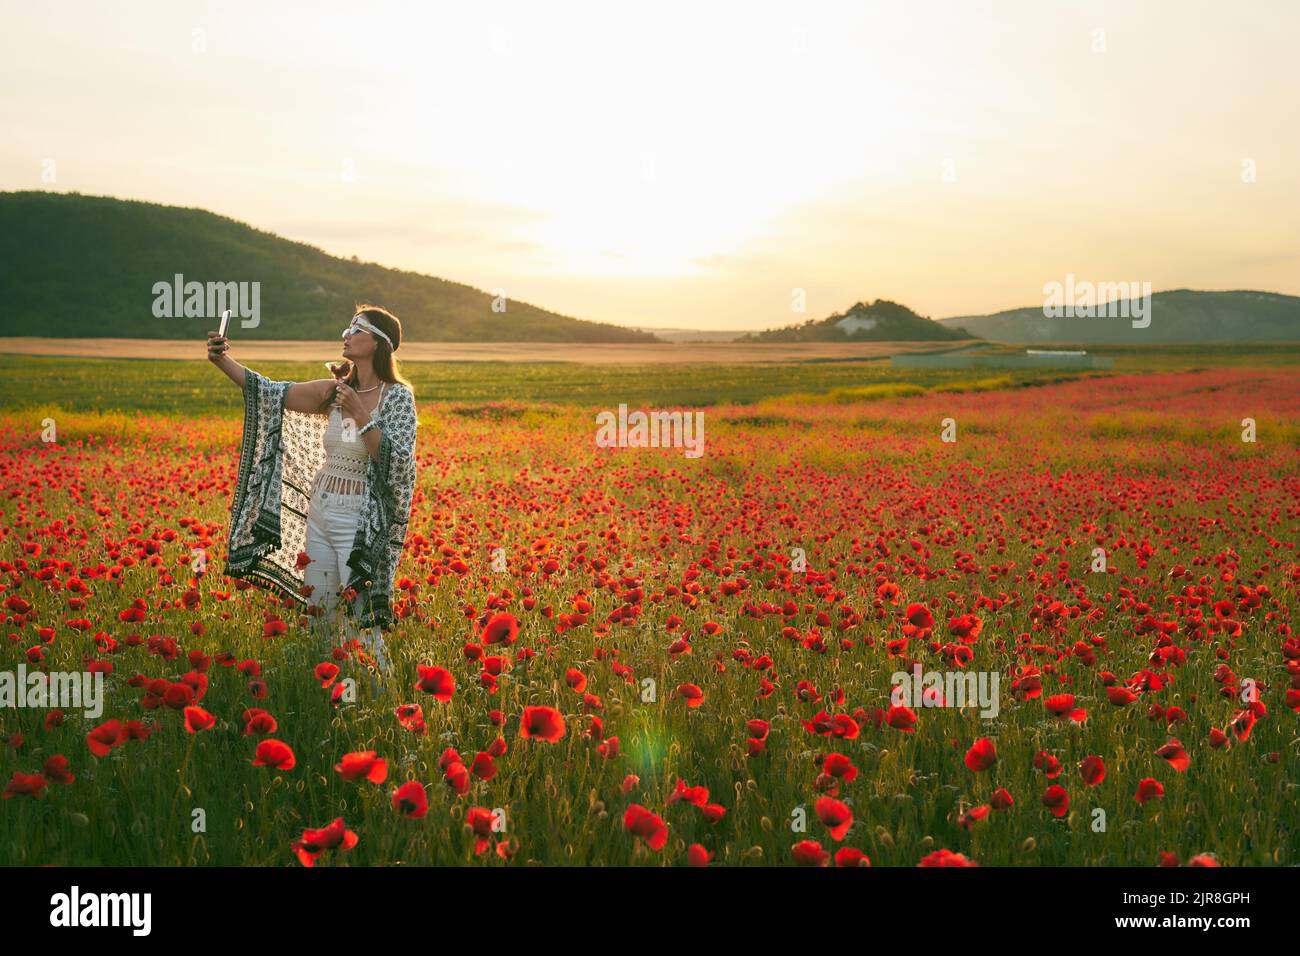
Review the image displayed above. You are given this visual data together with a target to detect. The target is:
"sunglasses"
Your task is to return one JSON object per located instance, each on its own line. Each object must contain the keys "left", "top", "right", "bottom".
{"left": 341, "top": 323, "right": 374, "bottom": 340}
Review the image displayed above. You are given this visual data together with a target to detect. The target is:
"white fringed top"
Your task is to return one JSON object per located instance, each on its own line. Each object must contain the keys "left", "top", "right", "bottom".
{"left": 315, "top": 383, "right": 384, "bottom": 496}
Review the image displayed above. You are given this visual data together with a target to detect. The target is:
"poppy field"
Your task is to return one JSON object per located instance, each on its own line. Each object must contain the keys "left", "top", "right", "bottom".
{"left": 0, "top": 363, "right": 1297, "bottom": 867}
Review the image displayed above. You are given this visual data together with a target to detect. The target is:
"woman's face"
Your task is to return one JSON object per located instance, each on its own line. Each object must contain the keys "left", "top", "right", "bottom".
{"left": 341, "top": 320, "right": 379, "bottom": 360}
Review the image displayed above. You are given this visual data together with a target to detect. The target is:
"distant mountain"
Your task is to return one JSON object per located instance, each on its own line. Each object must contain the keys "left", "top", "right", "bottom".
{"left": 740, "top": 299, "right": 975, "bottom": 342}
{"left": 0, "top": 191, "right": 658, "bottom": 342}
{"left": 939, "top": 290, "right": 1300, "bottom": 343}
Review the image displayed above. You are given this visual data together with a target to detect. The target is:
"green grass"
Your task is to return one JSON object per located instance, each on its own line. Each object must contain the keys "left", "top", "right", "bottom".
{"left": 0, "top": 354, "right": 1087, "bottom": 415}
{"left": 5, "top": 344, "right": 1295, "bottom": 417}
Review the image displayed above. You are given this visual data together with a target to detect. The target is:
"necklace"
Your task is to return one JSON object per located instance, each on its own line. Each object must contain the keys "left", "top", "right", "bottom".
{"left": 355, "top": 383, "right": 380, "bottom": 393}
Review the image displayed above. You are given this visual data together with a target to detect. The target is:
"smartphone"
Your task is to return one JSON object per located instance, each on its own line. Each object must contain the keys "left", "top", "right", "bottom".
{"left": 218, "top": 309, "right": 231, "bottom": 338}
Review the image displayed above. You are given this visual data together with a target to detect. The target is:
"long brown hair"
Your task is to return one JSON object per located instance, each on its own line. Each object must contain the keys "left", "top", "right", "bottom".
{"left": 321, "top": 304, "right": 413, "bottom": 412}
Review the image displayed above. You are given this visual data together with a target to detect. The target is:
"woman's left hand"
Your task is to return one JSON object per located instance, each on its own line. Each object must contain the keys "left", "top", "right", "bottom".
{"left": 335, "top": 383, "right": 369, "bottom": 428}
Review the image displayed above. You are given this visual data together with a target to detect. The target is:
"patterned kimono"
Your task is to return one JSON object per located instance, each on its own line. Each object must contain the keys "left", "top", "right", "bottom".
{"left": 224, "top": 370, "right": 418, "bottom": 630}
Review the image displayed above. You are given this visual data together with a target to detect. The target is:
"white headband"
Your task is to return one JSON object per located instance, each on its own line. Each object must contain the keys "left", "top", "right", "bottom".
{"left": 348, "top": 313, "right": 395, "bottom": 350}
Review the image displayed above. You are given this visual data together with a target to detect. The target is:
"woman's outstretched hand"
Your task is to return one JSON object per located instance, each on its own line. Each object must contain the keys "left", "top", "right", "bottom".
{"left": 207, "top": 332, "right": 247, "bottom": 390}
{"left": 207, "top": 331, "right": 230, "bottom": 364}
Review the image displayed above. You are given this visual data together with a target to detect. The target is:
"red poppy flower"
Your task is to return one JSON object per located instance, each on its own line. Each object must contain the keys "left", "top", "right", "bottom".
{"left": 479, "top": 612, "right": 520, "bottom": 645}
{"left": 444, "top": 761, "right": 471, "bottom": 795}
{"left": 520, "top": 705, "right": 566, "bottom": 742}
{"left": 253, "top": 739, "right": 296, "bottom": 771}
{"left": 624, "top": 804, "right": 669, "bottom": 850}
{"left": 1228, "top": 708, "right": 1257, "bottom": 741}
{"left": 886, "top": 705, "right": 917, "bottom": 733}
{"left": 815, "top": 796, "right": 853, "bottom": 841}
{"left": 669, "top": 779, "right": 709, "bottom": 807}
{"left": 1079, "top": 755, "right": 1106, "bottom": 786}
{"left": 791, "top": 840, "right": 830, "bottom": 866}
{"left": 292, "top": 817, "right": 358, "bottom": 867}
{"left": 699, "top": 803, "right": 726, "bottom": 824}
{"left": 336, "top": 751, "right": 389, "bottom": 784}
{"left": 162, "top": 683, "right": 195, "bottom": 709}
{"left": 1154, "top": 738, "right": 1189, "bottom": 773}
{"left": 918, "top": 848, "right": 977, "bottom": 867}
{"left": 395, "top": 703, "right": 426, "bottom": 733}
{"left": 415, "top": 665, "right": 456, "bottom": 702}
{"left": 822, "top": 752, "right": 859, "bottom": 782}
{"left": 1034, "top": 751, "right": 1062, "bottom": 779}
{"left": 471, "top": 752, "right": 497, "bottom": 780}
{"left": 1106, "top": 686, "right": 1138, "bottom": 706}
{"left": 676, "top": 683, "right": 705, "bottom": 707}
{"left": 466, "top": 806, "right": 496, "bottom": 854}
{"left": 43, "top": 755, "right": 75, "bottom": 785}
{"left": 1134, "top": 778, "right": 1164, "bottom": 804}
{"left": 183, "top": 706, "right": 215, "bottom": 733}
{"left": 964, "top": 737, "right": 997, "bottom": 772}
{"left": 392, "top": 781, "right": 429, "bottom": 818}
{"left": 1041, "top": 785, "right": 1069, "bottom": 817}
{"left": 835, "top": 846, "right": 870, "bottom": 867}
{"left": 242, "top": 708, "right": 277, "bottom": 735}
{"left": 86, "top": 719, "right": 128, "bottom": 757}
{"left": 1, "top": 772, "right": 47, "bottom": 799}
{"left": 1043, "top": 693, "right": 1087, "bottom": 722}
{"left": 905, "top": 603, "right": 934, "bottom": 631}
{"left": 958, "top": 805, "right": 990, "bottom": 830}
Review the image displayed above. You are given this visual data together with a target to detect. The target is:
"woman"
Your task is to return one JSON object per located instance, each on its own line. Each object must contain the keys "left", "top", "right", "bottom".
{"left": 207, "top": 305, "right": 418, "bottom": 676}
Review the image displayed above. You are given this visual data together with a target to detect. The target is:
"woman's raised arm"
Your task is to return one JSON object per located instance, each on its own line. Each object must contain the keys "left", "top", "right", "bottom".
{"left": 207, "top": 332, "right": 331, "bottom": 411}
{"left": 284, "top": 379, "right": 337, "bottom": 413}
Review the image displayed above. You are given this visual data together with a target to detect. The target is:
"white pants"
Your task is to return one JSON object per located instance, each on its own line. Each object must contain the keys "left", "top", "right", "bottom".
{"left": 304, "top": 485, "right": 387, "bottom": 671}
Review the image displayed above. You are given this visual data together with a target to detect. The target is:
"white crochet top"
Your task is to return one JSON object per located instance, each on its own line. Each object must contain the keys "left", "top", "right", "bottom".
{"left": 316, "top": 384, "right": 383, "bottom": 496}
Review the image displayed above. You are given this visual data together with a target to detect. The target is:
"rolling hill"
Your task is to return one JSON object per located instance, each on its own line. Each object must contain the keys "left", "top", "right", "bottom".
{"left": 939, "top": 290, "right": 1300, "bottom": 343}
{"left": 0, "top": 191, "right": 658, "bottom": 342}
{"left": 740, "top": 299, "right": 975, "bottom": 342}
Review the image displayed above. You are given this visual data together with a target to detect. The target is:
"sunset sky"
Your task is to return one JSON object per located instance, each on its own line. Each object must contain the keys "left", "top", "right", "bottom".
{"left": 3, "top": 0, "right": 1297, "bottom": 330}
